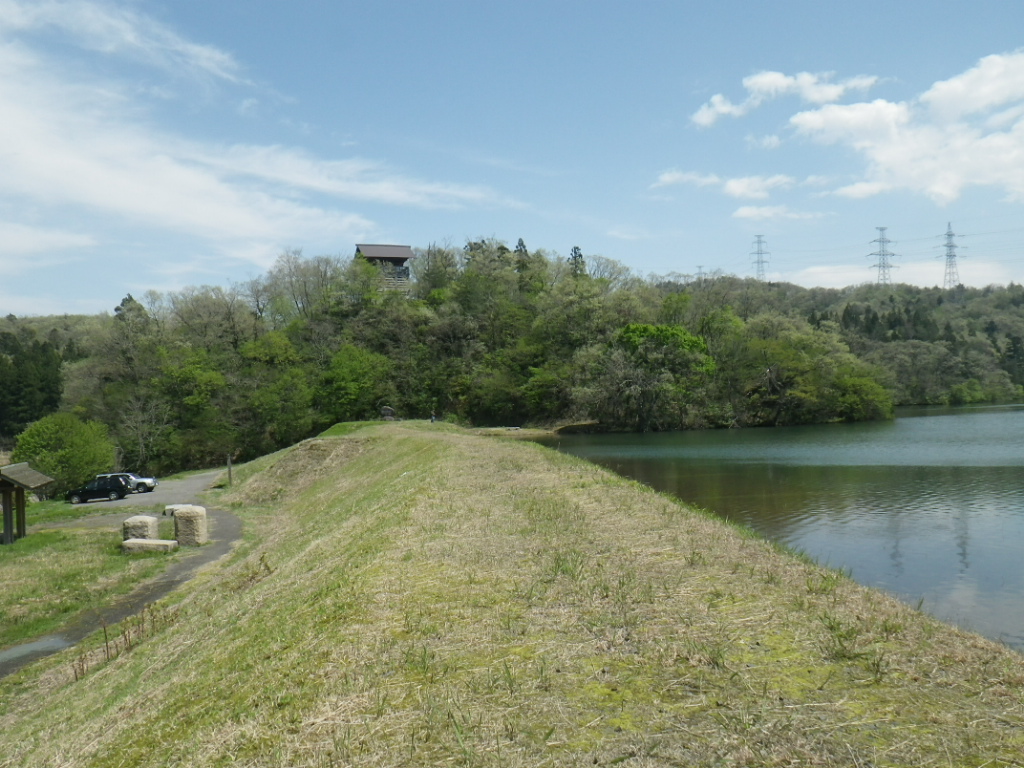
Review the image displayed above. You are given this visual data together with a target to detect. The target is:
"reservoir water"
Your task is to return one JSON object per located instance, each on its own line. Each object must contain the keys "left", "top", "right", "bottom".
{"left": 539, "top": 405, "right": 1024, "bottom": 651}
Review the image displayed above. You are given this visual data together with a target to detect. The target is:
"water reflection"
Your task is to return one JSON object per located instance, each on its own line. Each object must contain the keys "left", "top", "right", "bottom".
{"left": 540, "top": 405, "right": 1024, "bottom": 650}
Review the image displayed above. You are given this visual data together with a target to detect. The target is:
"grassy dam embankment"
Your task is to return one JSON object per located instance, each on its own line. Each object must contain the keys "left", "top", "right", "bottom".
{"left": 1, "top": 421, "right": 1023, "bottom": 767}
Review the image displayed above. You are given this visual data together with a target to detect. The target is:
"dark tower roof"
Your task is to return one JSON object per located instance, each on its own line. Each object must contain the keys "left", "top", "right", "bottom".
{"left": 355, "top": 244, "right": 416, "bottom": 265}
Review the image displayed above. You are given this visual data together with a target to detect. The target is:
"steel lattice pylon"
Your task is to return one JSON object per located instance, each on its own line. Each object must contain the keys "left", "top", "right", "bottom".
{"left": 943, "top": 222, "right": 960, "bottom": 289}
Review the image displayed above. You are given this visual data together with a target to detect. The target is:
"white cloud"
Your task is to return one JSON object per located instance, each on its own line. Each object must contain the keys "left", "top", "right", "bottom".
{"left": 0, "top": 221, "right": 95, "bottom": 281}
{"left": 833, "top": 181, "right": 893, "bottom": 199}
{"left": 784, "top": 256, "right": 1016, "bottom": 291}
{"left": 790, "top": 52, "right": 1024, "bottom": 205}
{"left": 0, "top": 0, "right": 242, "bottom": 82}
{"left": 0, "top": 0, "right": 510, "bottom": 275}
{"left": 747, "top": 134, "right": 782, "bottom": 149}
{"left": 652, "top": 171, "right": 798, "bottom": 201}
{"left": 743, "top": 71, "right": 877, "bottom": 105}
{"left": 801, "top": 175, "right": 832, "bottom": 188}
{"left": 788, "top": 264, "right": 874, "bottom": 289}
{"left": 732, "top": 205, "right": 820, "bottom": 221}
{"left": 692, "top": 94, "right": 748, "bottom": 127}
{"left": 650, "top": 170, "right": 720, "bottom": 189}
{"left": 0, "top": 221, "right": 94, "bottom": 259}
{"left": 722, "top": 174, "right": 795, "bottom": 199}
{"left": 693, "top": 70, "right": 877, "bottom": 126}
{"left": 196, "top": 145, "right": 502, "bottom": 209}
{"left": 606, "top": 227, "right": 646, "bottom": 241}
{"left": 790, "top": 99, "right": 912, "bottom": 145}
{"left": 921, "top": 51, "right": 1024, "bottom": 121}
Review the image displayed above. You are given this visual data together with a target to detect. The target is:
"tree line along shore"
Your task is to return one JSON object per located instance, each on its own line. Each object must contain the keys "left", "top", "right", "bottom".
{"left": 4, "top": 240, "right": 1024, "bottom": 495}
{"left": 1, "top": 422, "right": 1021, "bottom": 767}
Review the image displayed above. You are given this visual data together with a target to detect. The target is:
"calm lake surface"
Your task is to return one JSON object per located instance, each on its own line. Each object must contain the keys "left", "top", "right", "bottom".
{"left": 539, "top": 405, "right": 1024, "bottom": 651}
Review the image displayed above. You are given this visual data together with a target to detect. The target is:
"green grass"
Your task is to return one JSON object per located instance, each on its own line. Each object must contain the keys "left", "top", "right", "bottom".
{"left": 20, "top": 493, "right": 180, "bottom": 527}
{"left": 1, "top": 423, "right": 1023, "bottom": 767}
{"left": 0, "top": 518, "right": 177, "bottom": 648}
{"left": 316, "top": 419, "right": 388, "bottom": 437}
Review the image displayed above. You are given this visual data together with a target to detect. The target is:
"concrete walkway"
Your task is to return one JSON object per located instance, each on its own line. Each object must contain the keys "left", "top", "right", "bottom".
{"left": 0, "top": 472, "right": 243, "bottom": 678}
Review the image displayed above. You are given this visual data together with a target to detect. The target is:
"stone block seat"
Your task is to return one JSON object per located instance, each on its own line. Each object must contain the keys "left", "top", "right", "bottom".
{"left": 122, "top": 515, "right": 158, "bottom": 541}
{"left": 172, "top": 505, "right": 208, "bottom": 547}
{"left": 122, "top": 538, "right": 178, "bottom": 553}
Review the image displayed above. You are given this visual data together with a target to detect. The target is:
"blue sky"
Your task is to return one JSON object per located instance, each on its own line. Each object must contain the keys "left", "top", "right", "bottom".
{"left": 5, "top": 0, "right": 1024, "bottom": 314}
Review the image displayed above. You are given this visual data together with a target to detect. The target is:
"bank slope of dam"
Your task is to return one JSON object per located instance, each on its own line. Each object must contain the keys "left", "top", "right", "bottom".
{"left": 1, "top": 422, "right": 1022, "bottom": 767}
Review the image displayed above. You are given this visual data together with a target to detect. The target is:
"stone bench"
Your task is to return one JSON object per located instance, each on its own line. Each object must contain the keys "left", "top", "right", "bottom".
{"left": 122, "top": 538, "right": 178, "bottom": 554}
{"left": 122, "top": 515, "right": 158, "bottom": 541}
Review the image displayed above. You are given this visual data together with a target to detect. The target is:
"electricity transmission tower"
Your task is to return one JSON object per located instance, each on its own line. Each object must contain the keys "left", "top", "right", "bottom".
{"left": 868, "top": 227, "right": 897, "bottom": 285}
{"left": 942, "top": 222, "right": 961, "bottom": 289}
{"left": 751, "top": 235, "right": 769, "bottom": 281}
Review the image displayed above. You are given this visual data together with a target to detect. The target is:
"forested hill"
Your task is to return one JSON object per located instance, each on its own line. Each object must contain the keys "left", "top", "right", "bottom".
{"left": 4, "top": 240, "right": 1023, "bottom": 473}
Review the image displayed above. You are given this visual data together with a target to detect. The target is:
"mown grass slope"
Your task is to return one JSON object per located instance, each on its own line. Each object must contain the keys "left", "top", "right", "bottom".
{"left": 1, "top": 422, "right": 1022, "bottom": 767}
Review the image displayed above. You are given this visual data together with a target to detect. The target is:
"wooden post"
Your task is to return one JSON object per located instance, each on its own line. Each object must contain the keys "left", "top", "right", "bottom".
{"left": 15, "top": 487, "right": 26, "bottom": 540}
{"left": 1, "top": 489, "right": 12, "bottom": 546}
{"left": 227, "top": 453, "right": 233, "bottom": 487}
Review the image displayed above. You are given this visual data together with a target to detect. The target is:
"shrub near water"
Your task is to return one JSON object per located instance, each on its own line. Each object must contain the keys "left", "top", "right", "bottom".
{"left": 1, "top": 422, "right": 1023, "bottom": 767}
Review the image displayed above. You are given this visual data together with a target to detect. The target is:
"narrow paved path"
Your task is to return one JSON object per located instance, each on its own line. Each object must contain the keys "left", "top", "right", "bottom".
{"left": 0, "top": 472, "right": 243, "bottom": 678}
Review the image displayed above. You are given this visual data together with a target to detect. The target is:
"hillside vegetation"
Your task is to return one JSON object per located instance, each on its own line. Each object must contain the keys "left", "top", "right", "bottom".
{"left": 1, "top": 423, "right": 1022, "bottom": 767}
{"left": 8, "top": 241, "right": 1024, "bottom": 480}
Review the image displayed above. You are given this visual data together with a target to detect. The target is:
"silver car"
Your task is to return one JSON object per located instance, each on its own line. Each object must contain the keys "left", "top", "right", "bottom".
{"left": 95, "top": 472, "right": 159, "bottom": 493}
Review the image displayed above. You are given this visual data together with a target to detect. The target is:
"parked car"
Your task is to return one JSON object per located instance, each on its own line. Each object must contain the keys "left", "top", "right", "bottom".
{"left": 95, "top": 472, "right": 159, "bottom": 493}
{"left": 67, "top": 475, "right": 131, "bottom": 504}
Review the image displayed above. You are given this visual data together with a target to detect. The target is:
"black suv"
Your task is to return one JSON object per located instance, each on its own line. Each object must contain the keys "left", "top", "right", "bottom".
{"left": 66, "top": 475, "right": 131, "bottom": 504}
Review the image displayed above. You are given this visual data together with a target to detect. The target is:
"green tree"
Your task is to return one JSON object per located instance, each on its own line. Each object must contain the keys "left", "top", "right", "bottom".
{"left": 233, "top": 332, "right": 317, "bottom": 454}
{"left": 153, "top": 348, "right": 238, "bottom": 469}
{"left": 318, "top": 344, "right": 394, "bottom": 423}
{"left": 572, "top": 323, "right": 715, "bottom": 431}
{"left": 12, "top": 413, "right": 116, "bottom": 497}
{"left": 0, "top": 332, "right": 63, "bottom": 437}
{"left": 568, "top": 246, "right": 586, "bottom": 277}
{"left": 412, "top": 242, "right": 459, "bottom": 302}
{"left": 743, "top": 316, "right": 892, "bottom": 424}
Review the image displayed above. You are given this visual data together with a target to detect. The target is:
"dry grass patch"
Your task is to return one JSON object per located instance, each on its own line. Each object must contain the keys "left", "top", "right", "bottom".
{"left": 1, "top": 422, "right": 1023, "bottom": 767}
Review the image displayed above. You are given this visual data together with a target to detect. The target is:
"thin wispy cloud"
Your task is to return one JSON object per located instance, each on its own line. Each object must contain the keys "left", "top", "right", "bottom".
{"left": 606, "top": 227, "right": 647, "bottom": 241}
{"left": 651, "top": 170, "right": 720, "bottom": 189}
{"left": 0, "top": 0, "right": 512, "bottom": 274}
{"left": 732, "top": 205, "right": 821, "bottom": 221}
{"left": 652, "top": 171, "right": 796, "bottom": 200}
{"left": 0, "top": 222, "right": 94, "bottom": 262}
{"left": 192, "top": 145, "right": 505, "bottom": 209}
{"left": 747, "top": 134, "right": 782, "bottom": 149}
{"left": 0, "top": 0, "right": 243, "bottom": 82}
{"left": 722, "top": 175, "right": 795, "bottom": 199}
